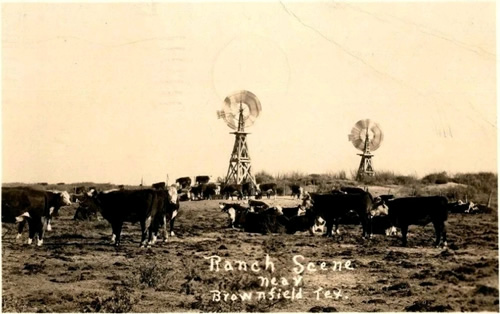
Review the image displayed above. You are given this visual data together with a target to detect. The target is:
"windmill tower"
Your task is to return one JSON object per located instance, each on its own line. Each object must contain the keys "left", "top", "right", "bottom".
{"left": 217, "top": 90, "right": 261, "bottom": 187}
{"left": 348, "top": 119, "right": 384, "bottom": 181}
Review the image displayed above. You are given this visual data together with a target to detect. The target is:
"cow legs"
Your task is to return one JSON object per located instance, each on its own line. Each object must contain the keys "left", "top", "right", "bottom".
{"left": 16, "top": 220, "right": 27, "bottom": 240}
{"left": 433, "top": 221, "right": 447, "bottom": 247}
{"left": 140, "top": 216, "right": 153, "bottom": 247}
{"left": 169, "top": 216, "right": 176, "bottom": 237}
{"left": 111, "top": 221, "right": 123, "bottom": 246}
{"left": 27, "top": 219, "right": 36, "bottom": 245}
{"left": 400, "top": 225, "right": 409, "bottom": 247}
{"left": 325, "top": 220, "right": 334, "bottom": 237}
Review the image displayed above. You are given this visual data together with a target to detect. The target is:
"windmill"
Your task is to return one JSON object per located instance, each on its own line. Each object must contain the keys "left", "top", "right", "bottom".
{"left": 348, "top": 119, "right": 384, "bottom": 181}
{"left": 217, "top": 90, "right": 261, "bottom": 188}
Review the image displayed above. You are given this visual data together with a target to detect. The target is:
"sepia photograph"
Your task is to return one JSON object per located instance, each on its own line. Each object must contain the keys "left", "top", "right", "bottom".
{"left": 2, "top": 1, "right": 498, "bottom": 312}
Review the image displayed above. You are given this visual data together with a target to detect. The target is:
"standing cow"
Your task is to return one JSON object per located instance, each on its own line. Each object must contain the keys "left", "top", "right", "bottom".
{"left": 77, "top": 188, "right": 175, "bottom": 247}
{"left": 257, "top": 183, "right": 277, "bottom": 199}
{"left": 377, "top": 196, "right": 448, "bottom": 247}
{"left": 290, "top": 185, "right": 304, "bottom": 199}
{"left": 302, "top": 192, "right": 373, "bottom": 238}
{"left": 2, "top": 187, "right": 71, "bottom": 246}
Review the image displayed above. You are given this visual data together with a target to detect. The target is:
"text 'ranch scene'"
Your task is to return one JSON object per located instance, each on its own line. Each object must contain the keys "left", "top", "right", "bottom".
{"left": 1, "top": 2, "right": 498, "bottom": 313}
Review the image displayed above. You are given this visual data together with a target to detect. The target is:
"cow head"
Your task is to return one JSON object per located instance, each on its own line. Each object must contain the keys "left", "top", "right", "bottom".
{"left": 74, "top": 190, "right": 100, "bottom": 220}
{"left": 370, "top": 200, "right": 389, "bottom": 218}
{"left": 167, "top": 185, "right": 178, "bottom": 205}
{"left": 59, "top": 191, "right": 72, "bottom": 206}
{"left": 311, "top": 216, "right": 326, "bottom": 235}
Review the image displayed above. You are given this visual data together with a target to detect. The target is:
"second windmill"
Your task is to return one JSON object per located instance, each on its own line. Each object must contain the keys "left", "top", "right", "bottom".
{"left": 217, "top": 90, "right": 261, "bottom": 188}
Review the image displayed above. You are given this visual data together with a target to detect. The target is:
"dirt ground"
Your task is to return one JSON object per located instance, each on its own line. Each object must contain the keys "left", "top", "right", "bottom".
{"left": 2, "top": 197, "right": 499, "bottom": 312}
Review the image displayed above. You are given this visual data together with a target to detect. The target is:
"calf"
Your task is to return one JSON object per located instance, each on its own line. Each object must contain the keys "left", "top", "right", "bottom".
{"left": 258, "top": 183, "right": 277, "bottom": 199}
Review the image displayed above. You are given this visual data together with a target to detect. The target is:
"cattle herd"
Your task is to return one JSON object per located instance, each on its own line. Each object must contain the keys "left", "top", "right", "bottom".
{"left": 1, "top": 182, "right": 493, "bottom": 248}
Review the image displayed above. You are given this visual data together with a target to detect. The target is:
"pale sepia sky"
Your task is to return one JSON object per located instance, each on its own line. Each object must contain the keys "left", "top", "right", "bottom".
{"left": 2, "top": 2, "right": 497, "bottom": 185}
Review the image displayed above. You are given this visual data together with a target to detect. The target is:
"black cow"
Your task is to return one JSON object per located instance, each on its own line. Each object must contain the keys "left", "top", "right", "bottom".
{"left": 242, "top": 182, "right": 256, "bottom": 199}
{"left": 219, "top": 202, "right": 249, "bottom": 228}
{"left": 152, "top": 182, "right": 166, "bottom": 190}
{"left": 258, "top": 183, "right": 277, "bottom": 199}
{"left": 285, "top": 209, "right": 324, "bottom": 235}
{"left": 190, "top": 183, "right": 218, "bottom": 200}
{"left": 222, "top": 184, "right": 243, "bottom": 200}
{"left": 383, "top": 196, "right": 448, "bottom": 247}
{"left": 176, "top": 177, "right": 192, "bottom": 189}
{"left": 248, "top": 199, "right": 270, "bottom": 212}
{"left": 195, "top": 176, "right": 210, "bottom": 185}
{"left": 2, "top": 187, "right": 71, "bottom": 245}
{"left": 302, "top": 192, "right": 373, "bottom": 238}
{"left": 290, "top": 185, "right": 304, "bottom": 199}
{"left": 77, "top": 188, "right": 173, "bottom": 246}
{"left": 276, "top": 205, "right": 306, "bottom": 219}
{"left": 243, "top": 208, "right": 288, "bottom": 234}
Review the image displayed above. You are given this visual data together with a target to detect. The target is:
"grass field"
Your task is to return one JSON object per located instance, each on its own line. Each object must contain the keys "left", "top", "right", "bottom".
{"left": 2, "top": 195, "right": 498, "bottom": 312}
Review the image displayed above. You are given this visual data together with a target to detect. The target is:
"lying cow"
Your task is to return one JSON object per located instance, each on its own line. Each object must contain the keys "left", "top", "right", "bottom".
{"left": 247, "top": 199, "right": 270, "bottom": 212}
{"left": 372, "top": 196, "right": 448, "bottom": 247}
{"left": 220, "top": 202, "right": 249, "bottom": 228}
{"left": 78, "top": 188, "right": 173, "bottom": 247}
{"left": 275, "top": 205, "right": 306, "bottom": 219}
{"left": 243, "top": 208, "right": 288, "bottom": 234}
{"left": 2, "top": 187, "right": 71, "bottom": 245}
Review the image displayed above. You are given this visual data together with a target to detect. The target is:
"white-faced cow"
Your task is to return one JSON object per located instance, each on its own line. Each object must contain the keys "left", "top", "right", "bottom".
{"left": 2, "top": 187, "right": 71, "bottom": 246}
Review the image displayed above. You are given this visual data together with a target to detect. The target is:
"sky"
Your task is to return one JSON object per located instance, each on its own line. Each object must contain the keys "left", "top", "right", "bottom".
{"left": 2, "top": 2, "right": 497, "bottom": 185}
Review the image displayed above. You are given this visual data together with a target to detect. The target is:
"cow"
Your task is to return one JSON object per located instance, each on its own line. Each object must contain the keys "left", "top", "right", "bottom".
{"left": 257, "top": 183, "right": 277, "bottom": 199}
{"left": 219, "top": 202, "right": 249, "bottom": 228}
{"left": 302, "top": 192, "right": 373, "bottom": 238}
{"left": 449, "top": 200, "right": 479, "bottom": 214}
{"left": 242, "top": 182, "right": 256, "bottom": 199}
{"left": 176, "top": 177, "right": 192, "bottom": 189}
{"left": 247, "top": 199, "right": 270, "bottom": 212}
{"left": 376, "top": 196, "right": 449, "bottom": 247}
{"left": 222, "top": 184, "right": 243, "bottom": 200}
{"left": 2, "top": 187, "right": 71, "bottom": 245}
{"left": 77, "top": 188, "right": 171, "bottom": 247}
{"left": 290, "top": 185, "right": 304, "bottom": 199}
{"left": 152, "top": 185, "right": 179, "bottom": 243}
{"left": 152, "top": 182, "right": 166, "bottom": 190}
{"left": 275, "top": 205, "right": 306, "bottom": 219}
{"left": 283, "top": 207, "right": 322, "bottom": 235}
{"left": 243, "top": 208, "right": 288, "bottom": 234}
{"left": 195, "top": 176, "right": 211, "bottom": 185}
{"left": 190, "top": 183, "right": 218, "bottom": 200}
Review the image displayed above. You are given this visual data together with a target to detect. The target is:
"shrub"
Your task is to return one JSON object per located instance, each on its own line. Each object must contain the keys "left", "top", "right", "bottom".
{"left": 421, "top": 172, "right": 450, "bottom": 184}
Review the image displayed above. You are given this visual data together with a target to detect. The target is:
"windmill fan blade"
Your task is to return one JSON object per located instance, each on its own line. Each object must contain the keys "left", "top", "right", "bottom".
{"left": 349, "top": 119, "right": 383, "bottom": 151}
{"left": 220, "top": 90, "right": 262, "bottom": 130}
